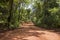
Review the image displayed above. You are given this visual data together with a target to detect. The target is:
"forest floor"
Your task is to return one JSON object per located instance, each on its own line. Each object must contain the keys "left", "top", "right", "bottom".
{"left": 0, "top": 22, "right": 60, "bottom": 40}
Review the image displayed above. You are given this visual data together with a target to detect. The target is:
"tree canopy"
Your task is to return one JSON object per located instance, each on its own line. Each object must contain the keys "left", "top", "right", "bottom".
{"left": 0, "top": 0, "right": 60, "bottom": 30}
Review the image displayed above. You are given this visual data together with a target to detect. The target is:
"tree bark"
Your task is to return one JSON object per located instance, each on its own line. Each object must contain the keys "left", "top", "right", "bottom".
{"left": 8, "top": 0, "right": 13, "bottom": 28}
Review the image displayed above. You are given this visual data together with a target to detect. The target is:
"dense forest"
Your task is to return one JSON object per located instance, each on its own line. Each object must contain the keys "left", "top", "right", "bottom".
{"left": 0, "top": 0, "right": 60, "bottom": 40}
{"left": 0, "top": 0, "right": 60, "bottom": 30}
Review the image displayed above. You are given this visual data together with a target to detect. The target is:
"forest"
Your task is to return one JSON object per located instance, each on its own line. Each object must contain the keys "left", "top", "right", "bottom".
{"left": 0, "top": 0, "right": 60, "bottom": 40}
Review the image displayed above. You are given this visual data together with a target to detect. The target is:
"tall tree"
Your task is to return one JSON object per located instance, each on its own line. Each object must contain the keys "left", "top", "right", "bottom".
{"left": 7, "top": 0, "right": 13, "bottom": 28}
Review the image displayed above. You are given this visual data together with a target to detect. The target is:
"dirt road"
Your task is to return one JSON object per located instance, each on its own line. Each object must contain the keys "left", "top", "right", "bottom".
{"left": 0, "top": 22, "right": 60, "bottom": 40}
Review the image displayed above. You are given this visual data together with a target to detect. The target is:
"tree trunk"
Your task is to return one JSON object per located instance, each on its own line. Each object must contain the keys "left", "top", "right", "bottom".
{"left": 7, "top": 0, "right": 13, "bottom": 28}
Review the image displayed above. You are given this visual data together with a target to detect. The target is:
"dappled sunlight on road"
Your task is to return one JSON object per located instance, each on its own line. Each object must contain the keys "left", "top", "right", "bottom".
{"left": 0, "top": 22, "right": 60, "bottom": 40}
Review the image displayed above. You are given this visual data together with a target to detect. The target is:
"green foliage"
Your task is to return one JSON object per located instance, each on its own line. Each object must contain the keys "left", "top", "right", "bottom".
{"left": 0, "top": 0, "right": 20, "bottom": 30}
{"left": 0, "top": 0, "right": 60, "bottom": 30}
{"left": 31, "top": 0, "right": 60, "bottom": 28}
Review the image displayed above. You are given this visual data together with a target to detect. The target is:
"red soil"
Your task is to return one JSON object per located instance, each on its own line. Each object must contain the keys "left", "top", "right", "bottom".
{"left": 0, "top": 22, "right": 60, "bottom": 40}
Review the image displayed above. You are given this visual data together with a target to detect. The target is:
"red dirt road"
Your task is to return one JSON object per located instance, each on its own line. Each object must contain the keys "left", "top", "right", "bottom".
{"left": 0, "top": 22, "right": 60, "bottom": 40}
